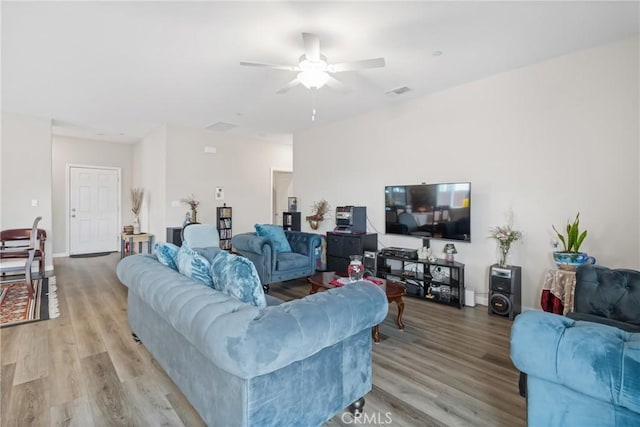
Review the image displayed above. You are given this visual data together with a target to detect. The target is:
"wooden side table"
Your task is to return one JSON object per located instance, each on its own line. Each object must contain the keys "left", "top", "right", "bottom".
{"left": 120, "top": 233, "right": 155, "bottom": 259}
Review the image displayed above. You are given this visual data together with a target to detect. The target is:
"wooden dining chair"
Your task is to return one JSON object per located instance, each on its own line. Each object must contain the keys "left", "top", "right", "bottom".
{"left": 1, "top": 216, "right": 46, "bottom": 275}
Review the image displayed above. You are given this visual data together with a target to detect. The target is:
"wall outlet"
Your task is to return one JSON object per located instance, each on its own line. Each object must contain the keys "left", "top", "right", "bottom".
{"left": 204, "top": 146, "right": 217, "bottom": 154}
{"left": 31, "top": 199, "right": 39, "bottom": 207}
{"left": 171, "top": 200, "right": 181, "bottom": 208}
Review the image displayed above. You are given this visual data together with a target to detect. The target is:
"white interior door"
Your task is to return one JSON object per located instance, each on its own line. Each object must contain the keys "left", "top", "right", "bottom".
{"left": 69, "top": 166, "right": 120, "bottom": 255}
{"left": 272, "top": 171, "right": 293, "bottom": 225}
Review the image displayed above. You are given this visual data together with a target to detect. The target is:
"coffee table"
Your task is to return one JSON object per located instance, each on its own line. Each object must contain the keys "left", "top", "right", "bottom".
{"left": 308, "top": 271, "right": 406, "bottom": 343}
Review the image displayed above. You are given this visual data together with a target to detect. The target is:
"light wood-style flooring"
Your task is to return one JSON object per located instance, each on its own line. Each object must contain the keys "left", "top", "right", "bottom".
{"left": 1, "top": 254, "right": 525, "bottom": 426}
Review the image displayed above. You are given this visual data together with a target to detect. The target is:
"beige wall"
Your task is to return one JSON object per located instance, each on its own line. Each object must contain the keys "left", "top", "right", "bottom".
{"left": 133, "top": 125, "right": 167, "bottom": 240}
{"left": 51, "top": 135, "right": 133, "bottom": 254}
{"left": 1, "top": 112, "right": 54, "bottom": 270}
{"left": 293, "top": 36, "right": 640, "bottom": 310}
{"left": 132, "top": 125, "right": 293, "bottom": 241}
{"left": 164, "top": 125, "right": 293, "bottom": 235}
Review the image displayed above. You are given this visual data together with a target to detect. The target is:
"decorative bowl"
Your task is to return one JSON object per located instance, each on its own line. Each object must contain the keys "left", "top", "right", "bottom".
{"left": 553, "top": 252, "right": 596, "bottom": 270}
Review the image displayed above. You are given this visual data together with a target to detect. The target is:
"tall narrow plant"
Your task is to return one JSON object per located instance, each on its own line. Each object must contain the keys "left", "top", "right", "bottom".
{"left": 552, "top": 213, "right": 587, "bottom": 253}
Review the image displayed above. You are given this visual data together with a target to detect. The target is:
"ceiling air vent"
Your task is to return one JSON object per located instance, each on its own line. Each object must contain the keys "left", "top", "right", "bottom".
{"left": 206, "top": 122, "right": 237, "bottom": 132}
{"left": 385, "top": 86, "right": 411, "bottom": 96}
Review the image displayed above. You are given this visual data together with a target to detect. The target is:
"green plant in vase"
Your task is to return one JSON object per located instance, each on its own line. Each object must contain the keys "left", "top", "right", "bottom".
{"left": 552, "top": 212, "right": 595, "bottom": 270}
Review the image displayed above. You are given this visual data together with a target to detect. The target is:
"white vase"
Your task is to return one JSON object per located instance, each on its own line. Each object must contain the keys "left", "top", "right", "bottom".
{"left": 133, "top": 215, "right": 141, "bottom": 234}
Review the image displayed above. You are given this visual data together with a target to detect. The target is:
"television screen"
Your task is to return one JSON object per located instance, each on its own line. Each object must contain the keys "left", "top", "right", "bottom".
{"left": 385, "top": 182, "right": 471, "bottom": 242}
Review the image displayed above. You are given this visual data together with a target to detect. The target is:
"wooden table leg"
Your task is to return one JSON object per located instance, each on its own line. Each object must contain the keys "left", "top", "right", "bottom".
{"left": 394, "top": 297, "right": 405, "bottom": 330}
{"left": 120, "top": 238, "right": 126, "bottom": 259}
{"left": 308, "top": 282, "right": 320, "bottom": 295}
{"left": 372, "top": 325, "right": 380, "bottom": 343}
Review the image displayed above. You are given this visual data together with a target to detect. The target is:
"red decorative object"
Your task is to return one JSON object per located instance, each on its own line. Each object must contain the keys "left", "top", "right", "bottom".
{"left": 540, "top": 289, "right": 564, "bottom": 314}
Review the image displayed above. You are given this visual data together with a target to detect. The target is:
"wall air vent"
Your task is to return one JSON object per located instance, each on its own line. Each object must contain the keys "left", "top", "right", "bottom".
{"left": 206, "top": 122, "right": 237, "bottom": 132}
{"left": 385, "top": 86, "right": 411, "bottom": 95}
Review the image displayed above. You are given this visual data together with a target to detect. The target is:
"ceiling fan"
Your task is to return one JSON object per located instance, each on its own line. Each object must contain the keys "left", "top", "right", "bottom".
{"left": 240, "top": 32, "right": 385, "bottom": 94}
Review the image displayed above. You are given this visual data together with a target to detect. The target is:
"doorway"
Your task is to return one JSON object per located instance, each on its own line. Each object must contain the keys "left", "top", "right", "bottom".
{"left": 272, "top": 170, "right": 293, "bottom": 226}
{"left": 68, "top": 165, "right": 121, "bottom": 255}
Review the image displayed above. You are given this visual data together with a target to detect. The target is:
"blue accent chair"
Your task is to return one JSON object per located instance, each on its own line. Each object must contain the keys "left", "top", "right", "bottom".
{"left": 511, "top": 311, "right": 640, "bottom": 427}
{"left": 232, "top": 230, "right": 322, "bottom": 292}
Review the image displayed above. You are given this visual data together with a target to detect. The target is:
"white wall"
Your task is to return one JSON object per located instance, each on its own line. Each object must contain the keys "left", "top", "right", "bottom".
{"left": 133, "top": 124, "right": 292, "bottom": 242}
{"left": 164, "top": 125, "right": 293, "bottom": 234}
{"left": 133, "top": 125, "right": 167, "bottom": 241}
{"left": 294, "top": 37, "right": 640, "bottom": 310}
{"left": 51, "top": 135, "right": 133, "bottom": 254}
{"left": 1, "top": 112, "right": 54, "bottom": 270}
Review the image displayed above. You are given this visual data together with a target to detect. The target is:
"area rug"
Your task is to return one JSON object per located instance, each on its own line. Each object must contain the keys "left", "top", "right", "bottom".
{"left": 0, "top": 277, "right": 59, "bottom": 328}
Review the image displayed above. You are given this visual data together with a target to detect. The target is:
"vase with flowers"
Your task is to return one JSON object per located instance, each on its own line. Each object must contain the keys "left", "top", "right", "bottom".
{"left": 131, "top": 188, "right": 144, "bottom": 234}
{"left": 489, "top": 224, "right": 522, "bottom": 267}
{"left": 306, "top": 199, "right": 330, "bottom": 230}
{"left": 181, "top": 194, "right": 200, "bottom": 223}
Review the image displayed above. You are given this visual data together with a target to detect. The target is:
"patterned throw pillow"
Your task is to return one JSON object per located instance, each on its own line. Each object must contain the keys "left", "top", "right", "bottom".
{"left": 176, "top": 243, "right": 214, "bottom": 287}
{"left": 210, "top": 251, "right": 266, "bottom": 308}
{"left": 155, "top": 242, "right": 179, "bottom": 270}
{"left": 254, "top": 224, "right": 292, "bottom": 253}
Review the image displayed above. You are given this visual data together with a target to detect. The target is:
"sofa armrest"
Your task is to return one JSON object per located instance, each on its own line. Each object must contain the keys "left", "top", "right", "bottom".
{"left": 231, "top": 233, "right": 277, "bottom": 274}
{"left": 511, "top": 311, "right": 640, "bottom": 414}
{"left": 284, "top": 231, "right": 322, "bottom": 257}
{"left": 205, "top": 281, "right": 388, "bottom": 379}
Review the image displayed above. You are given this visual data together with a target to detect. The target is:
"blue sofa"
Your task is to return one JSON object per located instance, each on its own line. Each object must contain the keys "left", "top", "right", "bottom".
{"left": 232, "top": 230, "right": 322, "bottom": 292}
{"left": 511, "top": 311, "right": 640, "bottom": 427}
{"left": 116, "top": 252, "right": 388, "bottom": 427}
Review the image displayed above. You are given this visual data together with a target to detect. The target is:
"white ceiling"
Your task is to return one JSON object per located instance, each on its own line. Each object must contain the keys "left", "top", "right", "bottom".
{"left": 2, "top": 1, "right": 639, "bottom": 144}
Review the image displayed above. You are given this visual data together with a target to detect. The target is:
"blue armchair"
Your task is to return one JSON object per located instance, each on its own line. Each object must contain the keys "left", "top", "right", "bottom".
{"left": 232, "top": 230, "right": 322, "bottom": 292}
{"left": 511, "top": 311, "right": 640, "bottom": 427}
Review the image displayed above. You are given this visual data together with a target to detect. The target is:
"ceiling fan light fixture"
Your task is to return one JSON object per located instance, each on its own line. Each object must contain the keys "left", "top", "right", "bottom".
{"left": 297, "top": 70, "right": 329, "bottom": 89}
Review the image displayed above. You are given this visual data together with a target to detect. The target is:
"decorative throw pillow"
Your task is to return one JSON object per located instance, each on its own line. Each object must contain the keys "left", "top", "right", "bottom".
{"left": 254, "top": 224, "right": 292, "bottom": 253}
{"left": 210, "top": 251, "right": 266, "bottom": 308}
{"left": 155, "top": 242, "right": 179, "bottom": 270}
{"left": 176, "top": 243, "right": 214, "bottom": 287}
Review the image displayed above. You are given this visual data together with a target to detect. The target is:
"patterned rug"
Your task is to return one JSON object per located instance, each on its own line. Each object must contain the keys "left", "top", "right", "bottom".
{"left": 0, "top": 277, "right": 59, "bottom": 328}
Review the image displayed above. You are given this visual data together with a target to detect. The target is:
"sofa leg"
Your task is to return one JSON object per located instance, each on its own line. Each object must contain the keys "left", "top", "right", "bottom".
{"left": 348, "top": 397, "right": 365, "bottom": 417}
{"left": 132, "top": 333, "right": 141, "bottom": 344}
{"left": 519, "top": 372, "right": 527, "bottom": 397}
{"left": 262, "top": 284, "right": 270, "bottom": 294}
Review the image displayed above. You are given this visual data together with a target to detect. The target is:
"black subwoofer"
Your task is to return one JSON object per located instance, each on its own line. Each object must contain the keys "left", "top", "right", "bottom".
{"left": 488, "top": 264, "right": 521, "bottom": 320}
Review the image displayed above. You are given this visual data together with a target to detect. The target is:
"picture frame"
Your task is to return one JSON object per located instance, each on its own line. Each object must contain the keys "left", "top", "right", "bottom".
{"left": 288, "top": 197, "right": 297, "bottom": 212}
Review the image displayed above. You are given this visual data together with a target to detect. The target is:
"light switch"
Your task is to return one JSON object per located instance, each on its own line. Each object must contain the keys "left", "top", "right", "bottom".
{"left": 171, "top": 200, "right": 181, "bottom": 208}
{"left": 31, "top": 199, "right": 39, "bottom": 207}
{"left": 204, "top": 146, "right": 217, "bottom": 154}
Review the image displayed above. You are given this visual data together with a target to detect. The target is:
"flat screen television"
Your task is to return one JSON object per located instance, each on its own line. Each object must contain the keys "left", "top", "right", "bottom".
{"left": 385, "top": 182, "right": 471, "bottom": 242}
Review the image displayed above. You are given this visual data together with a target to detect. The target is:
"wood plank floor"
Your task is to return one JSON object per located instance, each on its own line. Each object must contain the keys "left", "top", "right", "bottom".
{"left": 0, "top": 254, "right": 525, "bottom": 426}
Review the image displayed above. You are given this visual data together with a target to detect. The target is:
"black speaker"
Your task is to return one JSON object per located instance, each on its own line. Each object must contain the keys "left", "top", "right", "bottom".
{"left": 488, "top": 264, "right": 521, "bottom": 320}
{"left": 363, "top": 251, "right": 377, "bottom": 275}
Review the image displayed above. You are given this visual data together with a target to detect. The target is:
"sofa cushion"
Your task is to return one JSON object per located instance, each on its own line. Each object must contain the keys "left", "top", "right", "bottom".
{"left": 210, "top": 251, "right": 266, "bottom": 308}
{"left": 194, "top": 247, "right": 222, "bottom": 265}
{"left": 177, "top": 244, "right": 214, "bottom": 287}
{"left": 255, "top": 224, "right": 292, "bottom": 253}
{"left": 155, "top": 242, "right": 179, "bottom": 270}
{"left": 276, "top": 252, "right": 308, "bottom": 271}
{"left": 567, "top": 312, "right": 640, "bottom": 333}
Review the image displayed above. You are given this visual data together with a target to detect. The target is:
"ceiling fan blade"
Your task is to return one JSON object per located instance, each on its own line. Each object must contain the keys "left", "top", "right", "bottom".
{"left": 328, "top": 58, "right": 386, "bottom": 73}
{"left": 276, "top": 78, "right": 301, "bottom": 94}
{"left": 240, "top": 61, "right": 299, "bottom": 71}
{"left": 302, "top": 32, "right": 320, "bottom": 62}
{"left": 325, "top": 75, "right": 348, "bottom": 93}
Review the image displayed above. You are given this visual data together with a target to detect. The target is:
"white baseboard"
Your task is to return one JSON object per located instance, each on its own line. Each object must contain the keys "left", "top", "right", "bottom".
{"left": 52, "top": 252, "right": 69, "bottom": 258}
{"left": 476, "top": 295, "right": 488, "bottom": 306}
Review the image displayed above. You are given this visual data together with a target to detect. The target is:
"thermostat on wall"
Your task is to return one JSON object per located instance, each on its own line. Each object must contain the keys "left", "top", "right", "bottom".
{"left": 215, "top": 187, "right": 224, "bottom": 200}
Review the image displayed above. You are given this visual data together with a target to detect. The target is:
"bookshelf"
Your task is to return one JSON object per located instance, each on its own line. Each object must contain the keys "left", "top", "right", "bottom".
{"left": 282, "top": 212, "right": 301, "bottom": 231}
{"left": 216, "top": 205, "right": 232, "bottom": 250}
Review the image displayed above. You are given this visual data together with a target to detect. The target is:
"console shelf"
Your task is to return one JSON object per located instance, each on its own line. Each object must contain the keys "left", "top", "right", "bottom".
{"left": 377, "top": 253, "right": 465, "bottom": 308}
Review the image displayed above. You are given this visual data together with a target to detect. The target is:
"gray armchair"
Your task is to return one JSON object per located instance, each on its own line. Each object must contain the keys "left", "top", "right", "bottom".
{"left": 231, "top": 230, "right": 322, "bottom": 293}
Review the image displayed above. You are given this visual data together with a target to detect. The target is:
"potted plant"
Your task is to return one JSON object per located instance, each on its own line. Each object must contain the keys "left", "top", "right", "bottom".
{"left": 306, "top": 199, "right": 330, "bottom": 230}
{"left": 552, "top": 212, "right": 595, "bottom": 270}
{"left": 131, "top": 188, "right": 144, "bottom": 234}
{"left": 181, "top": 194, "right": 200, "bottom": 223}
